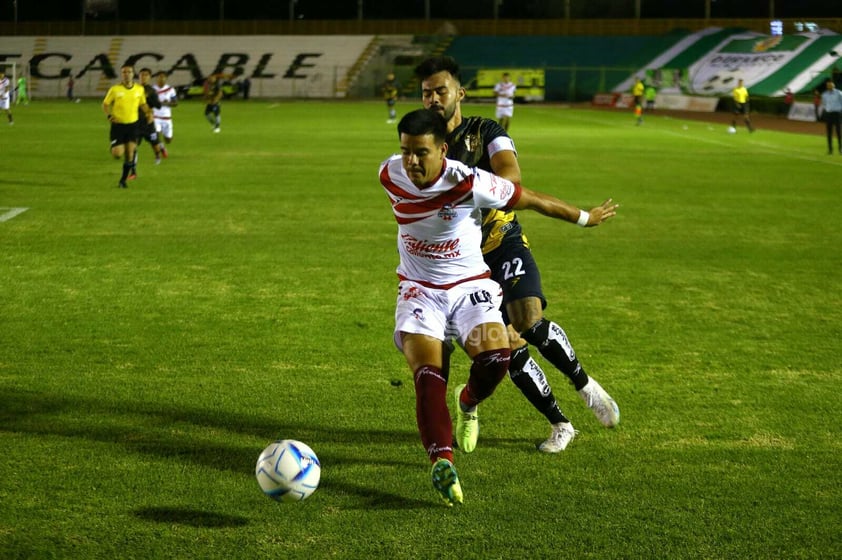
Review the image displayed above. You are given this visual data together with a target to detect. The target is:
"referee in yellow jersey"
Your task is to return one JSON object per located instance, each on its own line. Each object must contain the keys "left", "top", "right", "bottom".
{"left": 103, "top": 64, "right": 152, "bottom": 188}
{"left": 731, "top": 79, "right": 755, "bottom": 133}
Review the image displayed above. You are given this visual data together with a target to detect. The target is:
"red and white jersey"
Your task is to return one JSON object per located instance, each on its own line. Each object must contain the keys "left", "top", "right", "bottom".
{"left": 0, "top": 77, "right": 10, "bottom": 102}
{"left": 153, "top": 83, "right": 177, "bottom": 119}
{"left": 494, "top": 80, "right": 516, "bottom": 108}
{"left": 379, "top": 156, "right": 522, "bottom": 289}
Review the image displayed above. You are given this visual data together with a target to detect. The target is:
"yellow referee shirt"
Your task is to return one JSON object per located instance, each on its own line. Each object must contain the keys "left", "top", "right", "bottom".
{"left": 103, "top": 83, "right": 146, "bottom": 124}
{"left": 732, "top": 86, "right": 749, "bottom": 104}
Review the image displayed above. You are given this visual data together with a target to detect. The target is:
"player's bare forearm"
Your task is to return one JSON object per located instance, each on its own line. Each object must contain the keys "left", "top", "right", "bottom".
{"left": 515, "top": 189, "right": 618, "bottom": 227}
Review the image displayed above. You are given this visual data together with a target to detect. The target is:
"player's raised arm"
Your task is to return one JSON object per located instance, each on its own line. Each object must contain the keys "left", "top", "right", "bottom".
{"left": 513, "top": 188, "right": 618, "bottom": 227}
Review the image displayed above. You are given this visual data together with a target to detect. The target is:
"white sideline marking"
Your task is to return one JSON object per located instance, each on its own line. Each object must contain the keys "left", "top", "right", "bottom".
{"left": 0, "top": 207, "right": 29, "bottom": 222}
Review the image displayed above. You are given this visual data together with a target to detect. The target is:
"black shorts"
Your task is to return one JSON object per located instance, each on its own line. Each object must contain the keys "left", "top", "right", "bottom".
{"left": 484, "top": 240, "right": 547, "bottom": 325}
{"left": 110, "top": 122, "right": 137, "bottom": 146}
{"left": 733, "top": 102, "right": 748, "bottom": 115}
{"left": 205, "top": 103, "right": 220, "bottom": 116}
{"left": 136, "top": 121, "right": 158, "bottom": 144}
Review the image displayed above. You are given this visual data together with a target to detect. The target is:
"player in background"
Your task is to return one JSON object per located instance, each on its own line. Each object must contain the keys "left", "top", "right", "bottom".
{"left": 632, "top": 77, "right": 645, "bottom": 125}
{"left": 0, "top": 69, "right": 14, "bottom": 125}
{"left": 644, "top": 82, "right": 657, "bottom": 112}
{"left": 493, "top": 72, "right": 516, "bottom": 132}
{"left": 133, "top": 68, "right": 164, "bottom": 173}
{"left": 102, "top": 64, "right": 151, "bottom": 188}
{"left": 382, "top": 72, "right": 400, "bottom": 124}
{"left": 731, "top": 79, "right": 755, "bottom": 133}
{"left": 153, "top": 71, "right": 178, "bottom": 158}
{"left": 415, "top": 56, "right": 620, "bottom": 454}
{"left": 204, "top": 74, "right": 223, "bottom": 133}
{"left": 16, "top": 75, "right": 28, "bottom": 105}
{"left": 381, "top": 108, "right": 618, "bottom": 505}
{"left": 819, "top": 78, "right": 842, "bottom": 155}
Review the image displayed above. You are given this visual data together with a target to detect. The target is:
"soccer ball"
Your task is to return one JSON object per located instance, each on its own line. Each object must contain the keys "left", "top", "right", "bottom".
{"left": 727, "top": 126, "right": 737, "bottom": 134}
{"left": 255, "top": 439, "right": 321, "bottom": 502}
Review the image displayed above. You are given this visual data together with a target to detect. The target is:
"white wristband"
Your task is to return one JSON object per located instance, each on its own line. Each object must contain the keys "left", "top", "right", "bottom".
{"left": 577, "top": 210, "right": 590, "bottom": 227}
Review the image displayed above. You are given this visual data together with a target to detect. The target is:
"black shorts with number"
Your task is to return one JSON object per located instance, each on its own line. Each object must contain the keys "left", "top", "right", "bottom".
{"left": 110, "top": 122, "right": 138, "bottom": 147}
{"left": 136, "top": 119, "right": 158, "bottom": 144}
{"left": 484, "top": 238, "right": 547, "bottom": 325}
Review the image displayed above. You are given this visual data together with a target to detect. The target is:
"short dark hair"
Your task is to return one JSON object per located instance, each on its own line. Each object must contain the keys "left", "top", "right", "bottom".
{"left": 397, "top": 109, "right": 447, "bottom": 144}
{"left": 139, "top": 67, "right": 152, "bottom": 74}
{"left": 155, "top": 71, "right": 167, "bottom": 77}
{"left": 414, "top": 56, "right": 461, "bottom": 84}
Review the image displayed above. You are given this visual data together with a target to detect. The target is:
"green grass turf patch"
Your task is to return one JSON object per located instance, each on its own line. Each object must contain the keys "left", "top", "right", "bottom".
{"left": 1, "top": 99, "right": 840, "bottom": 559}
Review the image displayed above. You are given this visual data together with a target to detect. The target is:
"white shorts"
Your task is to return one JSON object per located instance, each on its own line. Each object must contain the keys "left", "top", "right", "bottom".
{"left": 495, "top": 105, "right": 514, "bottom": 119}
{"left": 393, "top": 278, "right": 504, "bottom": 351}
{"left": 0, "top": 97, "right": 9, "bottom": 110}
{"left": 155, "top": 118, "right": 173, "bottom": 140}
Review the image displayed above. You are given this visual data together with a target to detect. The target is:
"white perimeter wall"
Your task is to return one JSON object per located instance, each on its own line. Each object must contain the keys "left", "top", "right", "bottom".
{"left": 0, "top": 36, "right": 374, "bottom": 98}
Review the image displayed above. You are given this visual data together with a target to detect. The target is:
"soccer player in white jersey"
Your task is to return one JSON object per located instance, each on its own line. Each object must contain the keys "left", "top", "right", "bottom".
{"left": 493, "top": 72, "right": 516, "bottom": 131}
{"left": 380, "top": 108, "right": 618, "bottom": 506}
{"left": 0, "top": 69, "right": 14, "bottom": 125}
{"left": 153, "top": 71, "right": 178, "bottom": 158}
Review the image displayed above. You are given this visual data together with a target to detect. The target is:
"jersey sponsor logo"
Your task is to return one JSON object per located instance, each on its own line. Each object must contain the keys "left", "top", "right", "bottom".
{"left": 400, "top": 233, "right": 461, "bottom": 260}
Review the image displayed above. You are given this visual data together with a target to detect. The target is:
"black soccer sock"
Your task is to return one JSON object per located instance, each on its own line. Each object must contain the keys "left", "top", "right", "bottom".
{"left": 522, "top": 318, "right": 589, "bottom": 391}
{"left": 508, "top": 346, "right": 569, "bottom": 425}
{"left": 120, "top": 162, "right": 132, "bottom": 182}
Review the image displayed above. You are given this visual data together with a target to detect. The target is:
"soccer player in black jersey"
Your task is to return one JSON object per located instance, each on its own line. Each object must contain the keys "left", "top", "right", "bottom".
{"left": 132, "top": 68, "right": 164, "bottom": 176}
{"left": 414, "top": 56, "right": 620, "bottom": 453}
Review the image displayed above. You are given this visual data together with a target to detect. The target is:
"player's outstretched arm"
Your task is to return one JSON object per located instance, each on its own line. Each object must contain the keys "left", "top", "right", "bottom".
{"left": 514, "top": 188, "right": 618, "bottom": 227}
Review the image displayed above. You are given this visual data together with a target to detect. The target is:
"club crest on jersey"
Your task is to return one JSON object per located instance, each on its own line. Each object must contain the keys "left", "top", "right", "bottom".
{"left": 402, "top": 286, "right": 422, "bottom": 301}
{"left": 463, "top": 134, "right": 480, "bottom": 153}
{"left": 438, "top": 204, "right": 457, "bottom": 221}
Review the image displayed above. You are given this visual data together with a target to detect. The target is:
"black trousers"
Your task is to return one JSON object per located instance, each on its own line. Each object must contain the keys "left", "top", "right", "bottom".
{"left": 825, "top": 111, "right": 841, "bottom": 152}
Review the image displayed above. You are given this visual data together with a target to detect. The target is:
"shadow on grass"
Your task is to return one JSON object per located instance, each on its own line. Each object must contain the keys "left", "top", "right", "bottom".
{"left": 0, "top": 388, "right": 432, "bottom": 509}
{"left": 134, "top": 506, "right": 249, "bottom": 528}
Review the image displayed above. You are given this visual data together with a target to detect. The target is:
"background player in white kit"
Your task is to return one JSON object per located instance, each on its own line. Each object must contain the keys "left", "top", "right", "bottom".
{"left": 0, "top": 68, "right": 14, "bottom": 125}
{"left": 153, "top": 71, "right": 178, "bottom": 158}
{"left": 493, "top": 72, "right": 516, "bottom": 131}
{"left": 380, "top": 108, "right": 617, "bottom": 506}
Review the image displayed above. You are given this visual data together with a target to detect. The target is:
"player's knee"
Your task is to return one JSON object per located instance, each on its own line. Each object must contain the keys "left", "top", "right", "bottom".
{"left": 510, "top": 308, "right": 543, "bottom": 333}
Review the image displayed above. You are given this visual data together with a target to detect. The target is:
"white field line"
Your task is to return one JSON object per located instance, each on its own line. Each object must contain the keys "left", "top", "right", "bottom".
{"left": 0, "top": 207, "right": 29, "bottom": 222}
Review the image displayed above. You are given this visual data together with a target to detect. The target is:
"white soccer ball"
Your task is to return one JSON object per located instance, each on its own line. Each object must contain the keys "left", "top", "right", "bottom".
{"left": 727, "top": 126, "right": 737, "bottom": 134}
{"left": 255, "top": 439, "right": 321, "bottom": 502}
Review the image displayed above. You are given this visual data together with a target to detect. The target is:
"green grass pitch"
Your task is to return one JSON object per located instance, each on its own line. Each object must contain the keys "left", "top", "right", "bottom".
{"left": 1, "top": 98, "right": 840, "bottom": 559}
